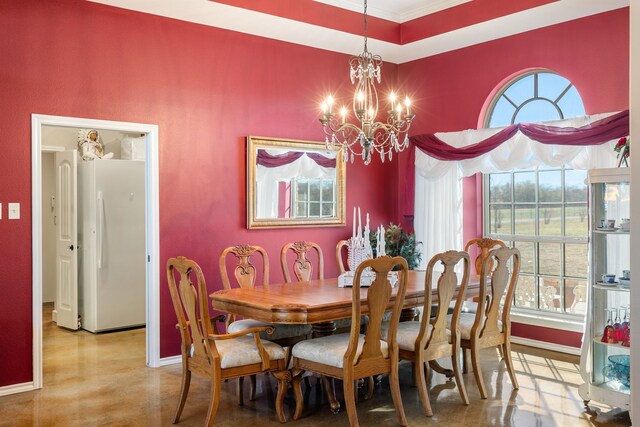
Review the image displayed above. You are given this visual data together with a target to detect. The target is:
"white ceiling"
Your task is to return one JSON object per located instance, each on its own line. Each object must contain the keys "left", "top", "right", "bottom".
{"left": 313, "top": 0, "right": 472, "bottom": 23}
{"left": 89, "top": 0, "right": 629, "bottom": 63}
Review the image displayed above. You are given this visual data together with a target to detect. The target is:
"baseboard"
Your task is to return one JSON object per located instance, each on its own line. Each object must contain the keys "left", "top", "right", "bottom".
{"left": 511, "top": 336, "right": 581, "bottom": 356}
{"left": 158, "top": 355, "right": 181, "bottom": 367}
{"left": 0, "top": 382, "right": 34, "bottom": 396}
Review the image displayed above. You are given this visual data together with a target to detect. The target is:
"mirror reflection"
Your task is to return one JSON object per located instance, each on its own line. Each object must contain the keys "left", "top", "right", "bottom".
{"left": 247, "top": 137, "right": 345, "bottom": 229}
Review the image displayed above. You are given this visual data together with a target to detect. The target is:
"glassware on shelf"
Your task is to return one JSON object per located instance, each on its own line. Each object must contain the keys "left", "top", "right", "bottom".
{"left": 622, "top": 306, "right": 630, "bottom": 347}
{"left": 603, "top": 355, "right": 630, "bottom": 387}
{"left": 601, "top": 308, "right": 614, "bottom": 343}
{"left": 613, "top": 308, "right": 623, "bottom": 343}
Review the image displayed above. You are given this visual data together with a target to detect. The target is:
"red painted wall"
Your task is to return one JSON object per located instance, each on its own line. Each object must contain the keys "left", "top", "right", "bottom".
{"left": 396, "top": 8, "right": 629, "bottom": 346}
{"left": 0, "top": 0, "right": 397, "bottom": 386}
{"left": 0, "top": 1, "right": 629, "bottom": 387}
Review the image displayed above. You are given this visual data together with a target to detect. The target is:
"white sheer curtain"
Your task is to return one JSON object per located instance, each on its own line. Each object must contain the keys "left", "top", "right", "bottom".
{"left": 413, "top": 112, "right": 622, "bottom": 268}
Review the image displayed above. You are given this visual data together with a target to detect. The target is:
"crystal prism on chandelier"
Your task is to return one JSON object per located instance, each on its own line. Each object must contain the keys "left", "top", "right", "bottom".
{"left": 319, "top": 0, "right": 415, "bottom": 165}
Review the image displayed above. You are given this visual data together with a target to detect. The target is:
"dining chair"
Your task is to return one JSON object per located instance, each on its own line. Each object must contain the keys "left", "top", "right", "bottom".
{"left": 220, "top": 244, "right": 313, "bottom": 346}
{"left": 290, "top": 256, "right": 409, "bottom": 427}
{"left": 382, "top": 250, "right": 470, "bottom": 416}
{"left": 166, "top": 256, "right": 291, "bottom": 426}
{"left": 447, "top": 246, "right": 521, "bottom": 399}
{"left": 459, "top": 238, "right": 506, "bottom": 314}
{"left": 336, "top": 239, "right": 349, "bottom": 274}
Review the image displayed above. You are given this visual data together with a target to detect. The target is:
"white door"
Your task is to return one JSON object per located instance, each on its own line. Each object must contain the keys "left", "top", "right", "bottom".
{"left": 55, "top": 150, "right": 78, "bottom": 330}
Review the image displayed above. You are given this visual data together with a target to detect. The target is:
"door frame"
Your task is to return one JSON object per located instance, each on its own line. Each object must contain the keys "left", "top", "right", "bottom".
{"left": 31, "top": 114, "right": 161, "bottom": 389}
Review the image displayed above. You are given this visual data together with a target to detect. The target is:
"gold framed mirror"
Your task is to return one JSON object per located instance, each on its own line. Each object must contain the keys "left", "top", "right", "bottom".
{"left": 247, "top": 136, "right": 346, "bottom": 229}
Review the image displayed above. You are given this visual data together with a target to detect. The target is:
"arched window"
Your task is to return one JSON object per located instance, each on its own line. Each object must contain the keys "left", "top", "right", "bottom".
{"left": 486, "top": 70, "right": 585, "bottom": 128}
{"left": 483, "top": 71, "right": 589, "bottom": 320}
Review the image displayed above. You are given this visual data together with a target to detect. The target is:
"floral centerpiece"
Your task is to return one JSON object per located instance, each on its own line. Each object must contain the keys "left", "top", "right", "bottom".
{"left": 614, "top": 136, "right": 630, "bottom": 167}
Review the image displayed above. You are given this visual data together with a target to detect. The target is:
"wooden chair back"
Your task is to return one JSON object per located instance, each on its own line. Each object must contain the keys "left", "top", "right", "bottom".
{"left": 474, "top": 246, "right": 521, "bottom": 340}
{"left": 464, "top": 237, "right": 506, "bottom": 275}
{"left": 336, "top": 239, "right": 349, "bottom": 274}
{"left": 419, "top": 251, "right": 470, "bottom": 353}
{"left": 347, "top": 256, "right": 408, "bottom": 373}
{"left": 219, "top": 245, "right": 269, "bottom": 327}
{"left": 167, "top": 256, "right": 215, "bottom": 376}
{"left": 280, "top": 241, "right": 324, "bottom": 282}
{"left": 220, "top": 244, "right": 269, "bottom": 289}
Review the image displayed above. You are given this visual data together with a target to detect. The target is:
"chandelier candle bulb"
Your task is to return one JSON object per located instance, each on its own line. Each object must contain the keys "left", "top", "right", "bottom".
{"left": 352, "top": 206, "right": 356, "bottom": 241}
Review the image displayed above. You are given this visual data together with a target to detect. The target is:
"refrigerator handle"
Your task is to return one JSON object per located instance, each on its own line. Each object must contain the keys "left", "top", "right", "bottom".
{"left": 97, "top": 191, "right": 104, "bottom": 269}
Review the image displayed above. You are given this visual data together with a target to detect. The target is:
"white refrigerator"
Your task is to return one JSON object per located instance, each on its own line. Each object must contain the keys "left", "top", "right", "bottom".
{"left": 78, "top": 159, "right": 146, "bottom": 333}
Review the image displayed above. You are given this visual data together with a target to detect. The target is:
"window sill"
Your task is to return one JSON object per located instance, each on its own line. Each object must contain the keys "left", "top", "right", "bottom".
{"left": 511, "top": 311, "right": 585, "bottom": 333}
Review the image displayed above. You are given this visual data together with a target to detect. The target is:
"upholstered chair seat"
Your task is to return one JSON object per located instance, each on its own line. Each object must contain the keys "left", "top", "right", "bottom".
{"left": 447, "top": 312, "right": 503, "bottom": 340}
{"left": 292, "top": 333, "right": 389, "bottom": 369}
{"left": 215, "top": 335, "right": 286, "bottom": 369}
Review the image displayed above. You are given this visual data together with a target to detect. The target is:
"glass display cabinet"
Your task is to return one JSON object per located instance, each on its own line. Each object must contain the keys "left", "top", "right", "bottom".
{"left": 579, "top": 168, "right": 630, "bottom": 410}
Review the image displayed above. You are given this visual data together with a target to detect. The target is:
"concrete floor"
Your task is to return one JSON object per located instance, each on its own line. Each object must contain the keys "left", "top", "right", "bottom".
{"left": 0, "top": 305, "right": 631, "bottom": 426}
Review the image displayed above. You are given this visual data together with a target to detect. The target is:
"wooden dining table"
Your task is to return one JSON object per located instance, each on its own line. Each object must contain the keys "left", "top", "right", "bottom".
{"left": 210, "top": 270, "right": 480, "bottom": 334}
{"left": 210, "top": 270, "right": 480, "bottom": 414}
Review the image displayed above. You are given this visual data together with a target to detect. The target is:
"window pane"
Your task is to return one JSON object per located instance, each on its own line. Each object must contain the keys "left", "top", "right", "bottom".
{"left": 514, "top": 171, "right": 535, "bottom": 203}
{"left": 556, "top": 86, "right": 586, "bottom": 119}
{"left": 488, "top": 97, "right": 516, "bottom": 128}
{"left": 504, "top": 74, "right": 534, "bottom": 106}
{"left": 565, "top": 279, "right": 587, "bottom": 314}
{"left": 565, "top": 243, "right": 588, "bottom": 278}
{"left": 321, "top": 203, "right": 334, "bottom": 217}
{"left": 564, "top": 170, "right": 587, "bottom": 202}
{"left": 296, "top": 202, "right": 307, "bottom": 217}
{"left": 489, "top": 204, "right": 511, "bottom": 234}
{"left": 309, "top": 181, "right": 321, "bottom": 201}
{"left": 515, "top": 275, "right": 535, "bottom": 309}
{"left": 537, "top": 73, "right": 571, "bottom": 101}
{"left": 539, "top": 203, "right": 561, "bottom": 236}
{"left": 539, "top": 243, "right": 561, "bottom": 275}
{"left": 322, "top": 180, "right": 334, "bottom": 202}
{"left": 565, "top": 203, "right": 588, "bottom": 237}
{"left": 489, "top": 173, "right": 511, "bottom": 203}
{"left": 514, "top": 241, "right": 535, "bottom": 274}
{"left": 539, "top": 170, "right": 562, "bottom": 202}
{"left": 514, "top": 204, "right": 535, "bottom": 235}
{"left": 296, "top": 179, "right": 308, "bottom": 202}
{"left": 309, "top": 202, "right": 320, "bottom": 217}
{"left": 515, "top": 99, "right": 561, "bottom": 124}
{"left": 539, "top": 277, "right": 560, "bottom": 311}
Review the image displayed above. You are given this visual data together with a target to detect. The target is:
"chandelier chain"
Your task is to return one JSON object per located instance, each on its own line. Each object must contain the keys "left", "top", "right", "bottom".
{"left": 363, "top": 0, "right": 368, "bottom": 54}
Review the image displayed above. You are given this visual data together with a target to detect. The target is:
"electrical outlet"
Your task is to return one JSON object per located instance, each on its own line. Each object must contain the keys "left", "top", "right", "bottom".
{"left": 8, "top": 202, "right": 20, "bottom": 220}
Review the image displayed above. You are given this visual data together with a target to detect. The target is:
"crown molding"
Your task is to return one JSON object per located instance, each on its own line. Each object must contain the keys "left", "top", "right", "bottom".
{"left": 89, "top": 0, "right": 629, "bottom": 64}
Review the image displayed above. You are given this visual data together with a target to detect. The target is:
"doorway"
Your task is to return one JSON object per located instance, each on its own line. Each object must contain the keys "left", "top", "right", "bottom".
{"left": 31, "top": 114, "right": 160, "bottom": 389}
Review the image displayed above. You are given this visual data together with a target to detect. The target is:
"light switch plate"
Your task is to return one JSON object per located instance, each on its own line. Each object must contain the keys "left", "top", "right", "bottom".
{"left": 8, "top": 202, "right": 20, "bottom": 220}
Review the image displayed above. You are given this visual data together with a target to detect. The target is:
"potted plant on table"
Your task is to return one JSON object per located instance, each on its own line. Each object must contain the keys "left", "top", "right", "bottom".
{"left": 370, "top": 223, "right": 422, "bottom": 270}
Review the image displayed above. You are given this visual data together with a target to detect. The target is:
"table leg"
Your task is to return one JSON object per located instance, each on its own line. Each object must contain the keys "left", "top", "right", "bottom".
{"left": 312, "top": 321, "right": 336, "bottom": 337}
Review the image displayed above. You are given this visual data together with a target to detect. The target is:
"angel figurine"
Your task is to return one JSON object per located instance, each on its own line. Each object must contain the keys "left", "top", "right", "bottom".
{"left": 77, "top": 129, "right": 114, "bottom": 161}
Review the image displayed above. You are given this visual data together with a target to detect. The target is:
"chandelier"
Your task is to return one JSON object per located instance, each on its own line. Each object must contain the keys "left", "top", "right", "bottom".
{"left": 320, "top": 0, "right": 415, "bottom": 165}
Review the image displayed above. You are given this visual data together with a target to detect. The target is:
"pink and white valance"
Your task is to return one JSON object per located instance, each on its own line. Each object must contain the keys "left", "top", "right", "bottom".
{"left": 404, "top": 111, "right": 629, "bottom": 221}
{"left": 257, "top": 149, "right": 337, "bottom": 168}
